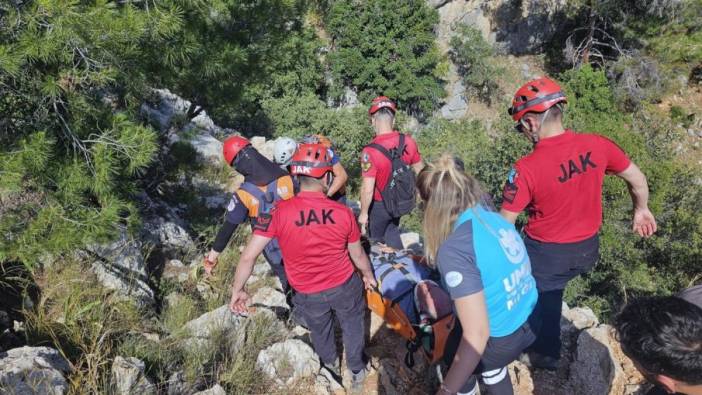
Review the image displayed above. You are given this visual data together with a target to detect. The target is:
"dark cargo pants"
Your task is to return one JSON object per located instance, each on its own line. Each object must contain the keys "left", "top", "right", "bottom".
{"left": 368, "top": 201, "right": 403, "bottom": 250}
{"left": 525, "top": 234, "right": 599, "bottom": 359}
{"left": 293, "top": 273, "right": 367, "bottom": 373}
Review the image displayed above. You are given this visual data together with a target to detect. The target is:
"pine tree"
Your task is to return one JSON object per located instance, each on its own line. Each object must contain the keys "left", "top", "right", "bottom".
{"left": 0, "top": 1, "right": 181, "bottom": 267}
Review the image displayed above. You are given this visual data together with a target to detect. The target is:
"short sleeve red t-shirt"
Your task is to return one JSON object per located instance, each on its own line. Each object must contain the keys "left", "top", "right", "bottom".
{"left": 254, "top": 191, "right": 360, "bottom": 293}
{"left": 501, "top": 130, "right": 631, "bottom": 243}
{"left": 361, "top": 131, "right": 421, "bottom": 201}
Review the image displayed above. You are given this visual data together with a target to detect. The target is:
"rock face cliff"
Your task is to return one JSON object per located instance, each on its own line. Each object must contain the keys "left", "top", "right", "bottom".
{"left": 432, "top": 0, "right": 566, "bottom": 120}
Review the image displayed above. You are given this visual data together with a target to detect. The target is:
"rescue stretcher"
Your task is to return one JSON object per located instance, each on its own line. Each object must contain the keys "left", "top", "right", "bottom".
{"left": 364, "top": 249, "right": 456, "bottom": 367}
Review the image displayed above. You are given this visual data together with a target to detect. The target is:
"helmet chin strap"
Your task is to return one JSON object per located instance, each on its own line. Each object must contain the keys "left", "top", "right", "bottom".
{"left": 522, "top": 107, "right": 553, "bottom": 145}
{"left": 324, "top": 172, "right": 335, "bottom": 191}
{"left": 520, "top": 119, "right": 539, "bottom": 145}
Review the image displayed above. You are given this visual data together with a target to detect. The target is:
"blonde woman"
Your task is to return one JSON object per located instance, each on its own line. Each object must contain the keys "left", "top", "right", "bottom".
{"left": 417, "top": 154, "right": 538, "bottom": 395}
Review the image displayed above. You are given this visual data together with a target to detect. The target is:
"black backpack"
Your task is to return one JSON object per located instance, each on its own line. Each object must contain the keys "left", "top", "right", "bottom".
{"left": 366, "top": 134, "right": 416, "bottom": 217}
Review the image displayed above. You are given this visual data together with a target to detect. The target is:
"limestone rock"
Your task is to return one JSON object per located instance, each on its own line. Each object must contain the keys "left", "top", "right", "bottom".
{"left": 0, "top": 346, "right": 71, "bottom": 395}
{"left": 253, "top": 261, "right": 272, "bottom": 277}
{"left": 507, "top": 360, "right": 534, "bottom": 395}
{"left": 142, "top": 218, "right": 195, "bottom": 257}
{"left": 256, "top": 339, "right": 320, "bottom": 386}
{"left": 428, "top": 0, "right": 452, "bottom": 8}
{"left": 316, "top": 365, "right": 344, "bottom": 395}
{"left": 341, "top": 87, "right": 359, "bottom": 108}
{"left": 181, "top": 305, "right": 243, "bottom": 350}
{"left": 435, "top": 1, "right": 492, "bottom": 54}
{"left": 251, "top": 286, "right": 289, "bottom": 316}
{"left": 140, "top": 88, "right": 220, "bottom": 135}
{"left": 231, "top": 309, "right": 287, "bottom": 357}
{"left": 166, "top": 371, "right": 188, "bottom": 395}
{"left": 561, "top": 303, "right": 599, "bottom": 332}
{"left": 111, "top": 356, "right": 155, "bottom": 395}
{"left": 140, "top": 89, "right": 190, "bottom": 132}
{"left": 193, "top": 384, "right": 226, "bottom": 395}
{"left": 140, "top": 89, "right": 232, "bottom": 166}
{"left": 440, "top": 79, "right": 468, "bottom": 120}
{"left": 487, "top": 0, "right": 567, "bottom": 55}
{"left": 162, "top": 259, "right": 192, "bottom": 284}
{"left": 569, "top": 325, "right": 640, "bottom": 395}
{"left": 188, "top": 133, "right": 223, "bottom": 164}
{"left": 250, "top": 136, "right": 276, "bottom": 162}
{"left": 86, "top": 228, "right": 155, "bottom": 307}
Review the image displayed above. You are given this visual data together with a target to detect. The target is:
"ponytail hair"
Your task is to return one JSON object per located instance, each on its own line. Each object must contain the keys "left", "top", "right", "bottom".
{"left": 417, "top": 153, "right": 486, "bottom": 265}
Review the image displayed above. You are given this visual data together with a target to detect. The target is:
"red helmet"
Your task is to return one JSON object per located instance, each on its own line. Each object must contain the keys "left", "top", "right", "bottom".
{"left": 290, "top": 143, "right": 333, "bottom": 178}
{"left": 222, "top": 135, "right": 250, "bottom": 165}
{"left": 369, "top": 96, "right": 397, "bottom": 115}
{"left": 508, "top": 77, "right": 567, "bottom": 122}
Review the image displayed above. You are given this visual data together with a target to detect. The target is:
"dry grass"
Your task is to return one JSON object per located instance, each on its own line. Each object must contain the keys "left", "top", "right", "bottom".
{"left": 19, "top": 248, "right": 302, "bottom": 394}
{"left": 24, "top": 259, "right": 146, "bottom": 393}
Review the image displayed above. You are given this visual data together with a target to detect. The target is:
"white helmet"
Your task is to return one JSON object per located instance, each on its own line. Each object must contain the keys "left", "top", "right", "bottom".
{"left": 273, "top": 137, "right": 297, "bottom": 166}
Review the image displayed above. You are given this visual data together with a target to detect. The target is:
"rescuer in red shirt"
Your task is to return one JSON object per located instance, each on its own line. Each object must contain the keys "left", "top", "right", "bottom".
{"left": 500, "top": 77, "right": 657, "bottom": 370}
{"left": 358, "top": 96, "right": 423, "bottom": 249}
{"left": 228, "top": 143, "right": 377, "bottom": 393}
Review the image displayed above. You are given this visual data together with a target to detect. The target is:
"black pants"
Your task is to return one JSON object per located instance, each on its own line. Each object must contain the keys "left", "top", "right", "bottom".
{"left": 293, "top": 273, "right": 367, "bottom": 373}
{"left": 525, "top": 235, "right": 599, "bottom": 359}
{"left": 443, "top": 321, "right": 536, "bottom": 395}
{"left": 369, "top": 201, "right": 403, "bottom": 250}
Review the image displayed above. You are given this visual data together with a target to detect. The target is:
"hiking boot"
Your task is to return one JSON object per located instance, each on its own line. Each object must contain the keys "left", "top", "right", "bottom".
{"left": 349, "top": 366, "right": 368, "bottom": 394}
{"left": 519, "top": 351, "right": 558, "bottom": 371}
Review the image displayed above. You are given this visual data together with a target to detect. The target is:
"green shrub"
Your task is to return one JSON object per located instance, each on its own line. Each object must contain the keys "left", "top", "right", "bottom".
{"left": 325, "top": 0, "right": 443, "bottom": 118}
{"left": 669, "top": 105, "right": 695, "bottom": 128}
{"left": 417, "top": 117, "right": 529, "bottom": 200}
{"left": 557, "top": 65, "right": 701, "bottom": 318}
{"left": 449, "top": 26, "right": 504, "bottom": 104}
{"left": 262, "top": 93, "right": 374, "bottom": 193}
{"left": 146, "top": 0, "right": 324, "bottom": 128}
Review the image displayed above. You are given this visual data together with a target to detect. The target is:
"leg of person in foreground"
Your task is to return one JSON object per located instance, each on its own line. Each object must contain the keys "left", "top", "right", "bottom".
{"left": 440, "top": 293, "right": 512, "bottom": 395}
{"left": 615, "top": 295, "right": 702, "bottom": 395}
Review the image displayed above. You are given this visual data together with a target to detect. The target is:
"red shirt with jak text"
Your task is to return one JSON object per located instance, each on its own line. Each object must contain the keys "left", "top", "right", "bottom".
{"left": 501, "top": 130, "right": 631, "bottom": 243}
{"left": 254, "top": 191, "right": 360, "bottom": 293}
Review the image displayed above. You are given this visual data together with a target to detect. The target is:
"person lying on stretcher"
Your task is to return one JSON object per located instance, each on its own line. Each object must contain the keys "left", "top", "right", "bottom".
{"left": 364, "top": 240, "right": 452, "bottom": 326}
{"left": 364, "top": 238, "right": 455, "bottom": 366}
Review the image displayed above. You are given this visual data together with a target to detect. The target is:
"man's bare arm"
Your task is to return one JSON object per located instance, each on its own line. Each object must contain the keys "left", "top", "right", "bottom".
{"left": 499, "top": 208, "right": 519, "bottom": 224}
{"left": 616, "top": 163, "right": 657, "bottom": 237}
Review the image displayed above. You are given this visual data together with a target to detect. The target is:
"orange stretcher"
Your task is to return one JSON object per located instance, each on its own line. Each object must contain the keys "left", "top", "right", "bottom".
{"left": 366, "top": 287, "right": 455, "bottom": 366}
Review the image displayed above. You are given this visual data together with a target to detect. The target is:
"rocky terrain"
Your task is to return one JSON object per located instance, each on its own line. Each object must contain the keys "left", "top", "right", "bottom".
{"left": 3, "top": 0, "right": 700, "bottom": 393}
{"left": 0, "top": 89, "right": 652, "bottom": 395}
